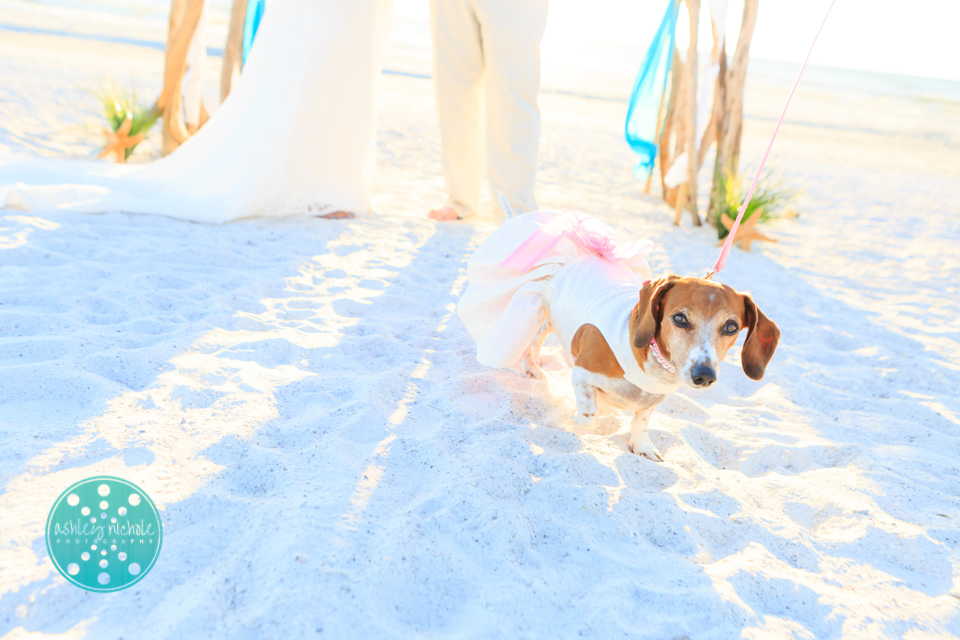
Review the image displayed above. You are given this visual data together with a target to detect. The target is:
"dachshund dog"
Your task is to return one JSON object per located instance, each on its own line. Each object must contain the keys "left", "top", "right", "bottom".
{"left": 520, "top": 257, "right": 780, "bottom": 461}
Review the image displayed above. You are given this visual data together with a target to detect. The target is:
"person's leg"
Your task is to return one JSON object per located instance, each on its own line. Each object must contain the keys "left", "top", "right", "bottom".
{"left": 429, "top": 0, "right": 485, "bottom": 220}
{"left": 475, "top": 0, "right": 549, "bottom": 223}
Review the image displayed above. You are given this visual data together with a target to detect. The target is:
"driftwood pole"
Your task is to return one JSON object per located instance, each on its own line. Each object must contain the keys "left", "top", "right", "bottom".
{"left": 157, "top": 0, "right": 206, "bottom": 155}
{"left": 672, "top": 0, "right": 700, "bottom": 226}
{"left": 709, "top": 0, "right": 758, "bottom": 217}
{"left": 659, "top": 49, "right": 682, "bottom": 203}
{"left": 644, "top": 0, "right": 682, "bottom": 195}
{"left": 698, "top": 13, "right": 726, "bottom": 167}
{"left": 654, "top": 0, "right": 759, "bottom": 229}
{"left": 221, "top": 0, "right": 248, "bottom": 101}
{"left": 645, "top": 88, "right": 668, "bottom": 194}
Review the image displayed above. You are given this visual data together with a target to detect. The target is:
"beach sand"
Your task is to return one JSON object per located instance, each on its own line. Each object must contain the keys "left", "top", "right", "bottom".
{"left": 2, "top": 1, "right": 960, "bottom": 638}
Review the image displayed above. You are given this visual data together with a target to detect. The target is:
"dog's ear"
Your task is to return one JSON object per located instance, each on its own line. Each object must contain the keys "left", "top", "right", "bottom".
{"left": 633, "top": 276, "right": 680, "bottom": 348}
{"left": 740, "top": 294, "right": 780, "bottom": 380}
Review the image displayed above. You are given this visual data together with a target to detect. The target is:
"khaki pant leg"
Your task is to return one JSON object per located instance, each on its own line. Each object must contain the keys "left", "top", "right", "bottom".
{"left": 475, "top": 0, "right": 549, "bottom": 222}
{"left": 431, "top": 0, "right": 485, "bottom": 217}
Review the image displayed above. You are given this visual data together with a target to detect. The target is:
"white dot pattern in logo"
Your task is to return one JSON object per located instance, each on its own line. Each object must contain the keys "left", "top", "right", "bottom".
{"left": 46, "top": 476, "right": 162, "bottom": 593}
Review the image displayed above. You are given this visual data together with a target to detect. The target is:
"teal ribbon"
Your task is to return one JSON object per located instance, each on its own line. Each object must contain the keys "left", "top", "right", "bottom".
{"left": 242, "top": 0, "right": 266, "bottom": 66}
{"left": 624, "top": 0, "right": 680, "bottom": 181}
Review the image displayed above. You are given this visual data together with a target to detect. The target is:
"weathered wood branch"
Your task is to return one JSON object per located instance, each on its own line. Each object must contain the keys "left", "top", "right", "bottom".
{"left": 221, "top": 0, "right": 248, "bottom": 102}
{"left": 710, "top": 0, "right": 758, "bottom": 217}
{"left": 700, "top": 45, "right": 726, "bottom": 171}
{"left": 660, "top": 49, "right": 683, "bottom": 203}
{"left": 676, "top": 0, "right": 701, "bottom": 225}
{"left": 158, "top": 0, "right": 205, "bottom": 155}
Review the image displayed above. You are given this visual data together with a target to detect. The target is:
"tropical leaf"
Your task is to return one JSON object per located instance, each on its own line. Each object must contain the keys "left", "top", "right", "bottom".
{"left": 88, "top": 79, "right": 160, "bottom": 160}
{"left": 711, "top": 169, "right": 799, "bottom": 239}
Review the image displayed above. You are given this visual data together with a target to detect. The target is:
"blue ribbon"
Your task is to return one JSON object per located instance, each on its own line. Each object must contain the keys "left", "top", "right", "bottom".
{"left": 242, "top": 0, "right": 266, "bottom": 66}
{"left": 624, "top": 0, "right": 681, "bottom": 181}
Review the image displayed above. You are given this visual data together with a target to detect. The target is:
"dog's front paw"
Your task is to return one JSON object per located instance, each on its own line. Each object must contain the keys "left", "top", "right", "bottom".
{"left": 521, "top": 364, "right": 544, "bottom": 379}
{"left": 519, "top": 355, "right": 544, "bottom": 379}
{"left": 573, "top": 411, "right": 597, "bottom": 426}
{"left": 629, "top": 435, "right": 663, "bottom": 462}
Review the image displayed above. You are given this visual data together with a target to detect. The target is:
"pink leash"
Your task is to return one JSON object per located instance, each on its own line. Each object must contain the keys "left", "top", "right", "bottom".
{"left": 704, "top": 0, "right": 837, "bottom": 280}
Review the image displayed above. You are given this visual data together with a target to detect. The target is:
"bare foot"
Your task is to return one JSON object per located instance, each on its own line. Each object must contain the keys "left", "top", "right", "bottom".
{"left": 317, "top": 211, "right": 354, "bottom": 220}
{"left": 428, "top": 206, "right": 460, "bottom": 221}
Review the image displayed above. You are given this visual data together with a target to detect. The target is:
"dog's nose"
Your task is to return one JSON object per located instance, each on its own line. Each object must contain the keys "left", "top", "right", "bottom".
{"left": 691, "top": 364, "right": 717, "bottom": 387}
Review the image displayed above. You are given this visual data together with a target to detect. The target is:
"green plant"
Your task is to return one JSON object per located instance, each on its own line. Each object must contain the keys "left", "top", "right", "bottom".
{"left": 712, "top": 170, "right": 798, "bottom": 239}
{"left": 90, "top": 80, "right": 160, "bottom": 160}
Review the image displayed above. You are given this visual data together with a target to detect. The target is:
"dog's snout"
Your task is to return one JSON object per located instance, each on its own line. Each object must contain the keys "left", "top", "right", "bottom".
{"left": 691, "top": 364, "right": 717, "bottom": 388}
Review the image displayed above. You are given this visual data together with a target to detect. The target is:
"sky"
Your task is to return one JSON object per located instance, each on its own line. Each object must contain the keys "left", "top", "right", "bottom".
{"left": 397, "top": 0, "right": 960, "bottom": 83}
{"left": 28, "top": 0, "right": 960, "bottom": 84}
{"left": 741, "top": 0, "right": 960, "bottom": 82}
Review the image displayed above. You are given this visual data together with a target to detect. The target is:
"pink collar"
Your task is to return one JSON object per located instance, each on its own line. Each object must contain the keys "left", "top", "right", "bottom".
{"left": 648, "top": 337, "right": 677, "bottom": 375}
{"left": 639, "top": 281, "right": 677, "bottom": 375}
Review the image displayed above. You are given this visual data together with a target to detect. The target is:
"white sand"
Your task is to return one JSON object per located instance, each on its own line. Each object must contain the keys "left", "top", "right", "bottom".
{"left": 2, "top": 2, "right": 960, "bottom": 638}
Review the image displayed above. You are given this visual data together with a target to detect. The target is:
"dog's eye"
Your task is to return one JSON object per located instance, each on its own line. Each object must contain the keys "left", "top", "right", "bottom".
{"left": 723, "top": 321, "right": 739, "bottom": 334}
{"left": 672, "top": 314, "right": 689, "bottom": 328}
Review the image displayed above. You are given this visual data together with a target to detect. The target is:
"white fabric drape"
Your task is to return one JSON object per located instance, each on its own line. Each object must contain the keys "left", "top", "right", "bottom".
{"left": 0, "top": 0, "right": 394, "bottom": 222}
